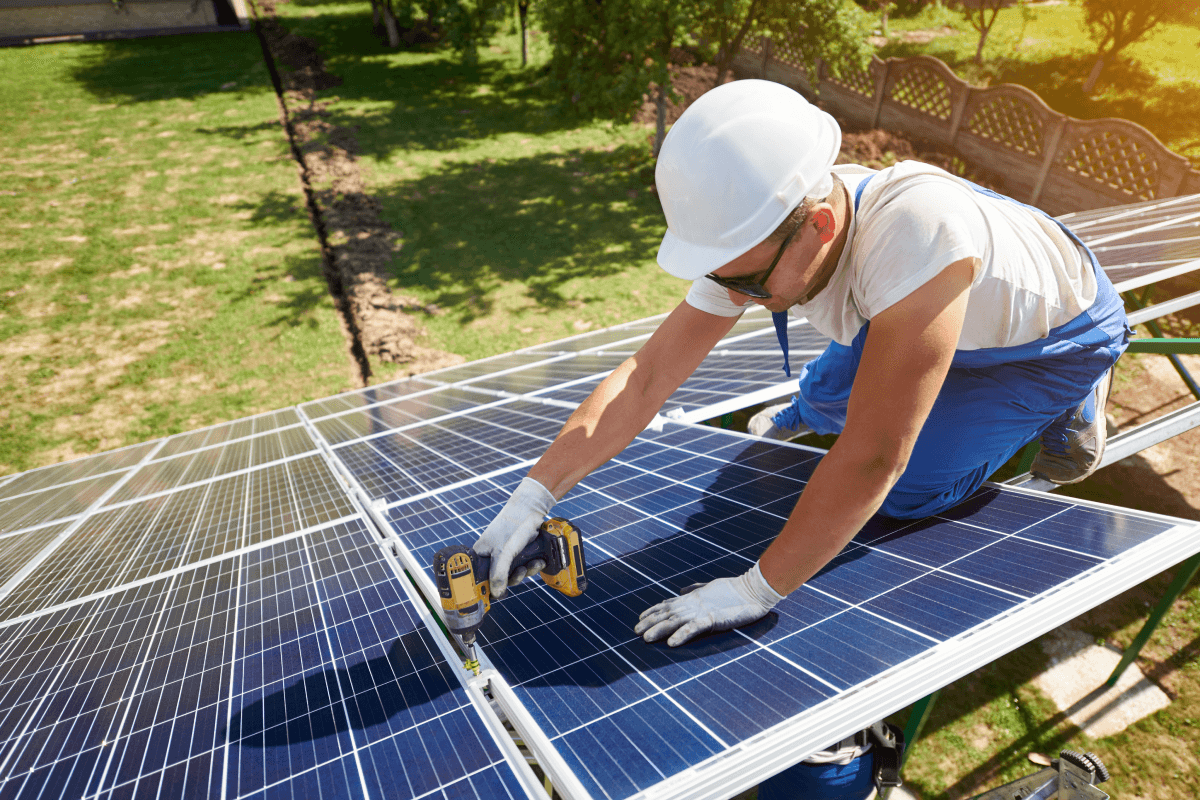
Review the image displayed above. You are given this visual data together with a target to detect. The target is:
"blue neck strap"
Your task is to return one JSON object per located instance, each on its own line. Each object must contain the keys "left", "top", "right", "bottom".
{"left": 772, "top": 174, "right": 875, "bottom": 377}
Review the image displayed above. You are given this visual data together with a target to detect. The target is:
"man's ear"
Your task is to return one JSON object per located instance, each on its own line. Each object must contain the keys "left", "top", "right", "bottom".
{"left": 813, "top": 208, "right": 836, "bottom": 244}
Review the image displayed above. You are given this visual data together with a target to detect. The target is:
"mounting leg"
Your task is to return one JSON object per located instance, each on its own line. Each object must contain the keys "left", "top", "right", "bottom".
{"left": 1107, "top": 551, "right": 1200, "bottom": 687}
{"left": 1123, "top": 290, "right": 1200, "bottom": 401}
{"left": 1014, "top": 439, "right": 1039, "bottom": 475}
{"left": 880, "top": 692, "right": 940, "bottom": 800}
{"left": 901, "top": 690, "right": 939, "bottom": 770}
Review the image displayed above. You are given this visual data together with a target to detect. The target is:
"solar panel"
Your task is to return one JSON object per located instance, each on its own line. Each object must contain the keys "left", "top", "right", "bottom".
{"left": 1064, "top": 193, "right": 1200, "bottom": 292}
{"left": 311, "top": 387, "right": 510, "bottom": 447}
{"left": 0, "top": 434, "right": 543, "bottom": 799}
{"left": 338, "top": 421, "right": 1200, "bottom": 800}
{"left": 0, "top": 441, "right": 159, "bottom": 502}
{"left": 513, "top": 306, "right": 782, "bottom": 356}
{"left": 0, "top": 520, "right": 537, "bottom": 799}
{"left": 152, "top": 409, "right": 303, "bottom": 461}
{"left": 299, "top": 377, "right": 442, "bottom": 421}
{"left": 322, "top": 401, "right": 576, "bottom": 508}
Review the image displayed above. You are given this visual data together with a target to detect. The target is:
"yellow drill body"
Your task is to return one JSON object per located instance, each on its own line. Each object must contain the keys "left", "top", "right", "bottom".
{"left": 433, "top": 517, "right": 587, "bottom": 674}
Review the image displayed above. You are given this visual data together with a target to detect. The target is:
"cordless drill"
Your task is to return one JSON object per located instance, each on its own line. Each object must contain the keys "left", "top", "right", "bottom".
{"left": 433, "top": 517, "right": 587, "bottom": 674}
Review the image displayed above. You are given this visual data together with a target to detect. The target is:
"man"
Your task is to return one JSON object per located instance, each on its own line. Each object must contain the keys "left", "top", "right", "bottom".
{"left": 473, "top": 80, "right": 1130, "bottom": 647}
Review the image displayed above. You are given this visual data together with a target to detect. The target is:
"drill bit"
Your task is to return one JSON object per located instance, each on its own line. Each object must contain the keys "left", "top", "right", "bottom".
{"left": 460, "top": 634, "right": 481, "bottom": 675}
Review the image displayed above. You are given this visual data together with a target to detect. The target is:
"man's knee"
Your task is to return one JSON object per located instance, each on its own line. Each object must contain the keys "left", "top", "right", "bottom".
{"left": 879, "top": 463, "right": 990, "bottom": 520}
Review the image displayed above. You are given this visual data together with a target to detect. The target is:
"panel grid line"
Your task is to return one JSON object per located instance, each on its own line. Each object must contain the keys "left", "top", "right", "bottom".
{"left": 0, "top": 438, "right": 168, "bottom": 614}
{"left": 103, "top": 448, "right": 319, "bottom": 514}
{"left": 0, "top": 514, "right": 362, "bottom": 632}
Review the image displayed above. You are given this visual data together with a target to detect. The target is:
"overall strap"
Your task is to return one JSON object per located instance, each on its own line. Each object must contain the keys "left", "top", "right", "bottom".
{"left": 773, "top": 173, "right": 877, "bottom": 377}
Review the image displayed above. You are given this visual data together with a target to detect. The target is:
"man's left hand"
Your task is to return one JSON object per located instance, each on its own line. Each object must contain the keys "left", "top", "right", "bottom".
{"left": 634, "top": 563, "right": 785, "bottom": 647}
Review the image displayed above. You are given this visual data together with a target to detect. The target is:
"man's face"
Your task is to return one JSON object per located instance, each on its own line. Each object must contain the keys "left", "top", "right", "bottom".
{"left": 706, "top": 217, "right": 821, "bottom": 313}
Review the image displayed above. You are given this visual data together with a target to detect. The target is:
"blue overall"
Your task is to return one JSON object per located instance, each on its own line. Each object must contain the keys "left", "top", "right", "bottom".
{"left": 771, "top": 176, "right": 1131, "bottom": 519}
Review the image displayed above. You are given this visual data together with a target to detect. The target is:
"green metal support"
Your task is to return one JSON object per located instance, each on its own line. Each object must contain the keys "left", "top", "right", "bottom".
{"left": 1013, "top": 440, "right": 1039, "bottom": 475}
{"left": 1124, "top": 337, "right": 1200, "bottom": 356}
{"left": 1122, "top": 289, "right": 1200, "bottom": 400}
{"left": 882, "top": 691, "right": 941, "bottom": 799}
{"left": 900, "top": 690, "right": 940, "bottom": 771}
{"left": 1106, "top": 551, "right": 1200, "bottom": 687}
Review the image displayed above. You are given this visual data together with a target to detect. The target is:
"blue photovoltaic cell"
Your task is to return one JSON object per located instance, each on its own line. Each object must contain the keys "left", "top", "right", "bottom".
{"left": 312, "top": 388, "right": 499, "bottom": 447}
{"left": 0, "top": 514, "right": 529, "bottom": 800}
{"left": 423, "top": 354, "right": 561, "bottom": 385}
{"left": 355, "top": 423, "right": 1183, "bottom": 800}
{"left": 226, "top": 521, "right": 526, "bottom": 800}
{"left": 298, "top": 378, "right": 440, "bottom": 421}
{"left": 329, "top": 403, "right": 573, "bottom": 506}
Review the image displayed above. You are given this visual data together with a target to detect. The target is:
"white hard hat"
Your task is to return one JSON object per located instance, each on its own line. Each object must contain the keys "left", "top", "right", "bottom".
{"left": 655, "top": 79, "right": 842, "bottom": 280}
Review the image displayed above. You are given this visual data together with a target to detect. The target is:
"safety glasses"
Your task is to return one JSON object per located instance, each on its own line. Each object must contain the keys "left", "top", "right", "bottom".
{"left": 704, "top": 213, "right": 805, "bottom": 300}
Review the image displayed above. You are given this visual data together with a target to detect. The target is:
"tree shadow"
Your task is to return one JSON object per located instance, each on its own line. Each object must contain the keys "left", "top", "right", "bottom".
{"left": 270, "top": 5, "right": 584, "bottom": 153}
{"left": 68, "top": 29, "right": 272, "bottom": 103}
{"left": 374, "top": 143, "right": 662, "bottom": 320}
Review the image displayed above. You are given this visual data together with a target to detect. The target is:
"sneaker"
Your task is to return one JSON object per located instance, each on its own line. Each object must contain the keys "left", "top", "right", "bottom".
{"left": 748, "top": 403, "right": 813, "bottom": 441}
{"left": 1030, "top": 370, "right": 1112, "bottom": 485}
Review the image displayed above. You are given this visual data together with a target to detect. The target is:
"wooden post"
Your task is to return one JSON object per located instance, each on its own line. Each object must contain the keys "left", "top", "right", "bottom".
{"left": 760, "top": 36, "right": 773, "bottom": 80}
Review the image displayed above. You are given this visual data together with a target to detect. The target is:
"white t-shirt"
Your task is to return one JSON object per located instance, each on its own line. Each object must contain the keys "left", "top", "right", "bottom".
{"left": 685, "top": 161, "right": 1098, "bottom": 349}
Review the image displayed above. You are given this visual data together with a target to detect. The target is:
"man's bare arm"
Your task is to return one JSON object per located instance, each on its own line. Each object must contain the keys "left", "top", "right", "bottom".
{"left": 529, "top": 300, "right": 739, "bottom": 499}
{"left": 758, "top": 258, "right": 976, "bottom": 594}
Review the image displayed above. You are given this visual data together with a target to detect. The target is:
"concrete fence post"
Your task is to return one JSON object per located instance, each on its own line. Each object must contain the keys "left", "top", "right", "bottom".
{"left": 1030, "top": 116, "right": 1067, "bottom": 207}
{"left": 870, "top": 57, "right": 889, "bottom": 130}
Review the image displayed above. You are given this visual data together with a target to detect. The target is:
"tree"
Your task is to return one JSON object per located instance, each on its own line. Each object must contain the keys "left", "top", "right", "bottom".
{"left": 869, "top": 0, "right": 896, "bottom": 37}
{"left": 699, "top": 0, "right": 872, "bottom": 88}
{"left": 537, "top": 0, "right": 672, "bottom": 120}
{"left": 383, "top": 0, "right": 507, "bottom": 61}
{"left": 1080, "top": 0, "right": 1199, "bottom": 93}
{"left": 517, "top": 0, "right": 530, "bottom": 66}
{"left": 952, "top": 0, "right": 1009, "bottom": 65}
{"left": 538, "top": 0, "right": 871, "bottom": 155}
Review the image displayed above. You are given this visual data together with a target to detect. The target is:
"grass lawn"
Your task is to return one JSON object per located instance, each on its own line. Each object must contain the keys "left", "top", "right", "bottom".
{"left": 0, "top": 31, "right": 358, "bottom": 474}
{"left": 274, "top": 0, "right": 690, "bottom": 369}
{"left": 877, "top": 1, "right": 1200, "bottom": 167}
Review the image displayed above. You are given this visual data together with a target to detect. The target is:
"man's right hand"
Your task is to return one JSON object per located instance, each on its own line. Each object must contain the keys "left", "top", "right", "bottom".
{"left": 472, "top": 477, "right": 556, "bottom": 598}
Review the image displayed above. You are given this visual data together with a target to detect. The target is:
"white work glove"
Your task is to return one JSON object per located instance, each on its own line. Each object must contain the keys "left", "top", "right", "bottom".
{"left": 472, "top": 477, "right": 556, "bottom": 599}
{"left": 634, "top": 562, "right": 786, "bottom": 647}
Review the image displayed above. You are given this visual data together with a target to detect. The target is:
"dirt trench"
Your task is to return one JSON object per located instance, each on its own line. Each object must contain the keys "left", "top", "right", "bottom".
{"left": 252, "top": 0, "right": 460, "bottom": 386}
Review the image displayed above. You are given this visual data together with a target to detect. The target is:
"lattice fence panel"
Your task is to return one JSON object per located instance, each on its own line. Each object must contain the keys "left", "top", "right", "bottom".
{"left": 770, "top": 37, "right": 810, "bottom": 78}
{"left": 825, "top": 64, "right": 874, "bottom": 97}
{"left": 889, "top": 66, "right": 952, "bottom": 120}
{"left": 967, "top": 96, "right": 1044, "bottom": 156}
{"left": 1056, "top": 131, "right": 1161, "bottom": 200}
